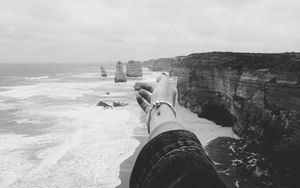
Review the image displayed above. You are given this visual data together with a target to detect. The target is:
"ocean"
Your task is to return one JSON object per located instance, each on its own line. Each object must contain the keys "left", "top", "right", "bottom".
{"left": 0, "top": 63, "right": 156, "bottom": 188}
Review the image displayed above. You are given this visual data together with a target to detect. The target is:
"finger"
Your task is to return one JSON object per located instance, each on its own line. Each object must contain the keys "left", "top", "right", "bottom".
{"left": 139, "top": 89, "right": 152, "bottom": 103}
{"left": 156, "top": 72, "right": 168, "bottom": 83}
{"left": 136, "top": 95, "right": 151, "bottom": 113}
{"left": 139, "top": 83, "right": 154, "bottom": 93}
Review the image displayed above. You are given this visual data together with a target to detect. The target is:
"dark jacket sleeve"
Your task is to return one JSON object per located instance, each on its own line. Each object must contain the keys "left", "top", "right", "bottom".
{"left": 130, "top": 129, "right": 227, "bottom": 188}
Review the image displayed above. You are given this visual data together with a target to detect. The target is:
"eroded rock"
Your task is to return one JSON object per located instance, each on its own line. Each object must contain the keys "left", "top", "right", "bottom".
{"left": 113, "top": 101, "right": 128, "bottom": 107}
{"left": 126, "top": 60, "right": 143, "bottom": 77}
{"left": 114, "top": 61, "right": 127, "bottom": 82}
{"left": 97, "top": 101, "right": 112, "bottom": 109}
{"left": 100, "top": 65, "right": 107, "bottom": 77}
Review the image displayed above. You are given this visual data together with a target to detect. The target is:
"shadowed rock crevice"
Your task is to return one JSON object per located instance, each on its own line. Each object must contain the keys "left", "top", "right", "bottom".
{"left": 200, "top": 101, "right": 236, "bottom": 127}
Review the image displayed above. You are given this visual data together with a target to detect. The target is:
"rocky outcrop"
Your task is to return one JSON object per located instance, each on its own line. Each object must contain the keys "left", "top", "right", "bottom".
{"left": 113, "top": 101, "right": 128, "bottom": 107}
{"left": 114, "top": 61, "right": 127, "bottom": 82}
{"left": 126, "top": 60, "right": 143, "bottom": 77}
{"left": 142, "top": 59, "right": 155, "bottom": 68}
{"left": 97, "top": 101, "right": 112, "bottom": 109}
{"left": 143, "top": 58, "right": 176, "bottom": 71}
{"left": 169, "top": 56, "right": 186, "bottom": 76}
{"left": 100, "top": 65, "right": 107, "bottom": 77}
{"left": 97, "top": 101, "right": 128, "bottom": 109}
{"left": 171, "top": 52, "right": 300, "bottom": 185}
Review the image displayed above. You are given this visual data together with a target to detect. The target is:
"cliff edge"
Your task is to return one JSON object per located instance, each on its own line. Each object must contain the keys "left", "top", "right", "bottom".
{"left": 171, "top": 52, "right": 300, "bottom": 186}
{"left": 143, "top": 58, "right": 175, "bottom": 71}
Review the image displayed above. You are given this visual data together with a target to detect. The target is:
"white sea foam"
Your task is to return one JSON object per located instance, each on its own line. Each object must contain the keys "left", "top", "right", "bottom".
{"left": 2, "top": 76, "right": 50, "bottom": 81}
{"left": 69, "top": 72, "right": 99, "bottom": 79}
{"left": 25, "top": 76, "right": 50, "bottom": 80}
{"left": 14, "top": 119, "right": 42, "bottom": 125}
{"left": 0, "top": 100, "right": 36, "bottom": 111}
{"left": 1, "top": 104, "right": 139, "bottom": 188}
{"left": 0, "top": 101, "right": 15, "bottom": 111}
{"left": 0, "top": 82, "right": 99, "bottom": 100}
{"left": 0, "top": 68, "right": 160, "bottom": 188}
{"left": 0, "top": 133, "right": 63, "bottom": 187}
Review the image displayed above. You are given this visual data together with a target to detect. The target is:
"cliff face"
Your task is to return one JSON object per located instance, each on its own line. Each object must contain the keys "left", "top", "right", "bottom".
{"left": 171, "top": 52, "right": 300, "bottom": 177}
{"left": 114, "top": 61, "right": 127, "bottom": 82}
{"left": 142, "top": 59, "right": 155, "bottom": 68}
{"left": 100, "top": 65, "right": 107, "bottom": 77}
{"left": 126, "top": 60, "right": 143, "bottom": 77}
{"left": 143, "top": 58, "right": 176, "bottom": 71}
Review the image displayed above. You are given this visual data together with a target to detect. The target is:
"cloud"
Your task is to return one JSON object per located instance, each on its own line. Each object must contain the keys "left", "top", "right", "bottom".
{"left": 0, "top": 0, "right": 299, "bottom": 63}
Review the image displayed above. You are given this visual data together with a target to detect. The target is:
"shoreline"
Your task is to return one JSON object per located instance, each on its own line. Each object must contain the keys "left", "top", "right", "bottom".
{"left": 116, "top": 111, "right": 148, "bottom": 188}
{"left": 116, "top": 110, "right": 148, "bottom": 188}
{"left": 116, "top": 132, "right": 147, "bottom": 188}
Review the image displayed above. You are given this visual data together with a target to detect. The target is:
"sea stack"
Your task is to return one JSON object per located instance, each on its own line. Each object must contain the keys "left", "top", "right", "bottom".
{"left": 126, "top": 60, "right": 143, "bottom": 77}
{"left": 100, "top": 65, "right": 107, "bottom": 77}
{"left": 114, "top": 61, "right": 127, "bottom": 82}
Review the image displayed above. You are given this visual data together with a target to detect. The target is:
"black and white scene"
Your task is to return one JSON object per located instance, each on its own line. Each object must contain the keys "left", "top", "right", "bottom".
{"left": 0, "top": 0, "right": 299, "bottom": 187}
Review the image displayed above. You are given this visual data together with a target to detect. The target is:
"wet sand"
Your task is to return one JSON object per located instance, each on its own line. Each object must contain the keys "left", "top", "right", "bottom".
{"left": 116, "top": 133, "right": 147, "bottom": 188}
{"left": 116, "top": 111, "right": 148, "bottom": 188}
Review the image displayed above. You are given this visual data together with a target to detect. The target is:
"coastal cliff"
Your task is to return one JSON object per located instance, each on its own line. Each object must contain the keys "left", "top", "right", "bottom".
{"left": 143, "top": 58, "right": 175, "bottom": 71}
{"left": 171, "top": 52, "right": 300, "bottom": 185}
{"left": 114, "top": 61, "right": 127, "bottom": 82}
{"left": 126, "top": 60, "right": 143, "bottom": 77}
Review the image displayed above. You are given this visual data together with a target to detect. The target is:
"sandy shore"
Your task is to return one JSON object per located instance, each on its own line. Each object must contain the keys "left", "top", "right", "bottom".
{"left": 116, "top": 110, "right": 148, "bottom": 188}
{"left": 116, "top": 101, "right": 237, "bottom": 188}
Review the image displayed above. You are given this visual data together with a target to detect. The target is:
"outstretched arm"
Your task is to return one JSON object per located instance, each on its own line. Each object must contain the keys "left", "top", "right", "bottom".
{"left": 136, "top": 74, "right": 183, "bottom": 139}
{"left": 131, "top": 73, "right": 227, "bottom": 188}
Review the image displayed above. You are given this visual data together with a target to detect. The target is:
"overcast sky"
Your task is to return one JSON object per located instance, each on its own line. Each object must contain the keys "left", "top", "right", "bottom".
{"left": 0, "top": 0, "right": 300, "bottom": 63}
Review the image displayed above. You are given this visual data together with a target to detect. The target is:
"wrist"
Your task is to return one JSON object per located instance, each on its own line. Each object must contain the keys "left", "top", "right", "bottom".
{"left": 149, "top": 121, "right": 183, "bottom": 140}
{"left": 148, "top": 103, "right": 176, "bottom": 133}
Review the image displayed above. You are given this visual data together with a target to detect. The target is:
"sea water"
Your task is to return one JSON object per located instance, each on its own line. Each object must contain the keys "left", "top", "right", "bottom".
{"left": 0, "top": 63, "right": 156, "bottom": 188}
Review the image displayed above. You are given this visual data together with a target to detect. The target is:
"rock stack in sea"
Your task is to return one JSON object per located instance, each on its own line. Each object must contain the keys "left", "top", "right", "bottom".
{"left": 170, "top": 52, "right": 300, "bottom": 186}
{"left": 126, "top": 60, "right": 143, "bottom": 77}
{"left": 100, "top": 65, "right": 107, "bottom": 77}
{"left": 114, "top": 61, "right": 127, "bottom": 82}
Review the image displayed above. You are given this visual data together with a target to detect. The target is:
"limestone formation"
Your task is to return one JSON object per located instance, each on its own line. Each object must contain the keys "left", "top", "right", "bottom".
{"left": 100, "top": 65, "right": 107, "bottom": 77}
{"left": 170, "top": 52, "right": 300, "bottom": 185}
{"left": 126, "top": 60, "right": 143, "bottom": 77}
{"left": 97, "top": 101, "right": 112, "bottom": 109}
{"left": 143, "top": 58, "right": 176, "bottom": 71}
{"left": 114, "top": 61, "right": 127, "bottom": 82}
{"left": 112, "top": 101, "right": 128, "bottom": 107}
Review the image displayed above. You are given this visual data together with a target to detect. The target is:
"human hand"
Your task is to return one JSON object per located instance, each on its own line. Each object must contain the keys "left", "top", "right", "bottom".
{"left": 136, "top": 73, "right": 176, "bottom": 114}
